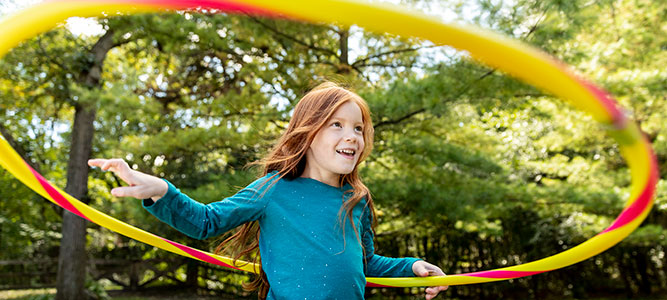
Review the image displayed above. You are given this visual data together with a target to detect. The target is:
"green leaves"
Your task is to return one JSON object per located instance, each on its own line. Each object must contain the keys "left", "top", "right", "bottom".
{"left": 0, "top": 0, "right": 664, "bottom": 296}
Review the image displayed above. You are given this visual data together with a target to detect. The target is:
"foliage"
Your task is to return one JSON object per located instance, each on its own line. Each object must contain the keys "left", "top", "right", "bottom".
{"left": 0, "top": 0, "right": 665, "bottom": 298}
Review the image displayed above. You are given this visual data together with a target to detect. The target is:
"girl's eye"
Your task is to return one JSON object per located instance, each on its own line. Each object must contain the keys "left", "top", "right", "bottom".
{"left": 355, "top": 126, "right": 363, "bottom": 133}
{"left": 332, "top": 122, "right": 342, "bottom": 128}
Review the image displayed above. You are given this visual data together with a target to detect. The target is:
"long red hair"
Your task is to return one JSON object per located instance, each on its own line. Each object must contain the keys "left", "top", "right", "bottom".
{"left": 214, "top": 82, "right": 377, "bottom": 299}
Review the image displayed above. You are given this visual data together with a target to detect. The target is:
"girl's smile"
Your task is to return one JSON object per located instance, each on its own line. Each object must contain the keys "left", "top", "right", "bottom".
{"left": 335, "top": 148, "right": 356, "bottom": 159}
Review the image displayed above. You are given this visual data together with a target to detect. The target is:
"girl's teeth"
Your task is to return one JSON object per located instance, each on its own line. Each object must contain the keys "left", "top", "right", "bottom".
{"left": 336, "top": 150, "right": 354, "bottom": 156}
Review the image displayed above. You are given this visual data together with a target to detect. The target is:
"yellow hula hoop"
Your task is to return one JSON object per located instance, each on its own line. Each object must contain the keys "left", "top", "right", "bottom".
{"left": 0, "top": 0, "right": 658, "bottom": 287}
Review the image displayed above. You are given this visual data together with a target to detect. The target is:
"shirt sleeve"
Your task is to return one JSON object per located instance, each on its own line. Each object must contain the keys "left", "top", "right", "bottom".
{"left": 142, "top": 176, "right": 274, "bottom": 240}
{"left": 361, "top": 204, "right": 422, "bottom": 277}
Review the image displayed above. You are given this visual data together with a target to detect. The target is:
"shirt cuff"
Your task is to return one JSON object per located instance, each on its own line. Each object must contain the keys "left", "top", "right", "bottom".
{"left": 142, "top": 198, "right": 154, "bottom": 206}
{"left": 405, "top": 258, "right": 424, "bottom": 277}
{"left": 142, "top": 179, "right": 179, "bottom": 210}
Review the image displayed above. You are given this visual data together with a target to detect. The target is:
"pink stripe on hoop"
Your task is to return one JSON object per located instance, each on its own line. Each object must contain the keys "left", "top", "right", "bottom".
{"left": 29, "top": 164, "right": 91, "bottom": 221}
{"left": 110, "top": 0, "right": 282, "bottom": 18}
{"left": 161, "top": 238, "right": 243, "bottom": 270}
{"left": 366, "top": 282, "right": 393, "bottom": 288}
{"left": 601, "top": 146, "right": 659, "bottom": 234}
{"left": 462, "top": 269, "right": 546, "bottom": 279}
{"left": 576, "top": 77, "right": 626, "bottom": 125}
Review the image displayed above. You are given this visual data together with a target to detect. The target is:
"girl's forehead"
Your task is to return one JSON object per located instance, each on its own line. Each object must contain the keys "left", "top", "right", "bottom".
{"left": 331, "top": 101, "right": 364, "bottom": 120}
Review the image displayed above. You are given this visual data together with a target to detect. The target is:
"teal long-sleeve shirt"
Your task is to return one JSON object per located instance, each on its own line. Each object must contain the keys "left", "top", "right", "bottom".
{"left": 143, "top": 171, "right": 421, "bottom": 299}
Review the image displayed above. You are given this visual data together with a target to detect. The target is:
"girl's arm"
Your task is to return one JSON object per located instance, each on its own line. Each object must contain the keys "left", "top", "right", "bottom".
{"left": 88, "top": 158, "right": 271, "bottom": 240}
{"left": 360, "top": 207, "right": 421, "bottom": 277}
{"left": 361, "top": 207, "right": 448, "bottom": 299}
{"left": 143, "top": 179, "right": 271, "bottom": 240}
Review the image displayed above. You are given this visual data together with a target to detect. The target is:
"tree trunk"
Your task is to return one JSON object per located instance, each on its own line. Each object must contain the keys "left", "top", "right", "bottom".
{"left": 338, "top": 27, "right": 350, "bottom": 74}
{"left": 56, "top": 29, "right": 115, "bottom": 300}
{"left": 185, "top": 260, "right": 199, "bottom": 289}
{"left": 55, "top": 102, "right": 96, "bottom": 300}
{"left": 129, "top": 261, "right": 139, "bottom": 291}
{"left": 339, "top": 27, "right": 349, "bottom": 65}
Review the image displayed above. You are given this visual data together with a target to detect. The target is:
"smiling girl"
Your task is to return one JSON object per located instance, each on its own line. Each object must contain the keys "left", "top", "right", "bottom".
{"left": 89, "top": 82, "right": 447, "bottom": 299}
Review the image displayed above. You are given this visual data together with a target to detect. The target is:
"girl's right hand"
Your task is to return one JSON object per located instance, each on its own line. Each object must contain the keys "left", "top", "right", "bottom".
{"left": 88, "top": 158, "right": 168, "bottom": 201}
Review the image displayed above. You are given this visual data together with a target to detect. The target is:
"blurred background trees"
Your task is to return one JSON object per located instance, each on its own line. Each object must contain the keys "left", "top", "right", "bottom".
{"left": 0, "top": 0, "right": 664, "bottom": 299}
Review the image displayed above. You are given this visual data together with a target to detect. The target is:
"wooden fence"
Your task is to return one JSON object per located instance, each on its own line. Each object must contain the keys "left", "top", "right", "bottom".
{"left": 0, "top": 258, "right": 192, "bottom": 291}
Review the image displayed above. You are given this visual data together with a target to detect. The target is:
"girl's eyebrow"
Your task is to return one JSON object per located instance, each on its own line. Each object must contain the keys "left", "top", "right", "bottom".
{"left": 329, "top": 116, "right": 364, "bottom": 125}
{"left": 329, "top": 119, "right": 365, "bottom": 128}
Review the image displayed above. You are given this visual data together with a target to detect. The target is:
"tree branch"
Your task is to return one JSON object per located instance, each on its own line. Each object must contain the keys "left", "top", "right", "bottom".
{"left": 374, "top": 108, "right": 426, "bottom": 129}
{"left": 247, "top": 16, "right": 338, "bottom": 57}
{"left": 372, "top": 66, "right": 500, "bottom": 131}
{"left": 352, "top": 44, "right": 440, "bottom": 67}
{"left": 353, "top": 62, "right": 423, "bottom": 69}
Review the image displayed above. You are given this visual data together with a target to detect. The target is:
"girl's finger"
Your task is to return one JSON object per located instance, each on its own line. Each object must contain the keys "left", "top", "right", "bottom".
{"left": 101, "top": 160, "right": 115, "bottom": 171}
{"left": 102, "top": 159, "right": 128, "bottom": 174}
{"left": 111, "top": 186, "right": 143, "bottom": 198}
{"left": 87, "top": 158, "right": 106, "bottom": 167}
{"left": 430, "top": 267, "right": 445, "bottom": 276}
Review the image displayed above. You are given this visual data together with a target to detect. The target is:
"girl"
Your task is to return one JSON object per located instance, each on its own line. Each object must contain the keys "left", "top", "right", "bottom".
{"left": 89, "top": 82, "right": 448, "bottom": 299}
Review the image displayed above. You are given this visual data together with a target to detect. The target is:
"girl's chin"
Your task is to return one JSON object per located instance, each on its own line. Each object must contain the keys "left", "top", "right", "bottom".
{"left": 336, "top": 167, "right": 356, "bottom": 175}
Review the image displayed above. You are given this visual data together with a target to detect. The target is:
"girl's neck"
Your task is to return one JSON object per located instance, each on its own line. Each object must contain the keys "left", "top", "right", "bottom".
{"left": 300, "top": 169, "right": 341, "bottom": 188}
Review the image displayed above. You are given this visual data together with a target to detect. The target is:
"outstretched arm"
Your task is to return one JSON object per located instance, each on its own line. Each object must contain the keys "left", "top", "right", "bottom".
{"left": 89, "top": 158, "right": 272, "bottom": 240}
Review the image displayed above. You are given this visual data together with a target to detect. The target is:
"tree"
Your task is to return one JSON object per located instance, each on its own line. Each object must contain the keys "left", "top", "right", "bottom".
{"left": 1, "top": 0, "right": 663, "bottom": 298}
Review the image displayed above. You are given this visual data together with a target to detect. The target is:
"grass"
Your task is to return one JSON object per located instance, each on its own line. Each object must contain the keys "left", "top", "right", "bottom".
{"left": 0, "top": 289, "right": 242, "bottom": 300}
{"left": 0, "top": 289, "right": 55, "bottom": 300}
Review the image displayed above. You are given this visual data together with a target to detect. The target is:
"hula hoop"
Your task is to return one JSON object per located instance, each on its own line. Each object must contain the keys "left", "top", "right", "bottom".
{"left": 0, "top": 0, "right": 658, "bottom": 288}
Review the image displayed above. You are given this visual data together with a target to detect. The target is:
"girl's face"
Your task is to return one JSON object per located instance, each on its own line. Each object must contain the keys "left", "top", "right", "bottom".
{"left": 303, "top": 101, "right": 366, "bottom": 185}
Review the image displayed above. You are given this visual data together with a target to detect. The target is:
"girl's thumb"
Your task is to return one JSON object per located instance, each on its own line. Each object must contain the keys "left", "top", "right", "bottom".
{"left": 414, "top": 265, "right": 428, "bottom": 277}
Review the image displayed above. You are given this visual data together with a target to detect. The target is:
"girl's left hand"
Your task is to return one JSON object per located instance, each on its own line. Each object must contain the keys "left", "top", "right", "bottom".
{"left": 412, "top": 260, "right": 449, "bottom": 300}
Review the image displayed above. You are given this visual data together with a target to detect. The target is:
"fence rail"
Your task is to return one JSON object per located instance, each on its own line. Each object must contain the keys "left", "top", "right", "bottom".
{"left": 0, "top": 258, "right": 189, "bottom": 291}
